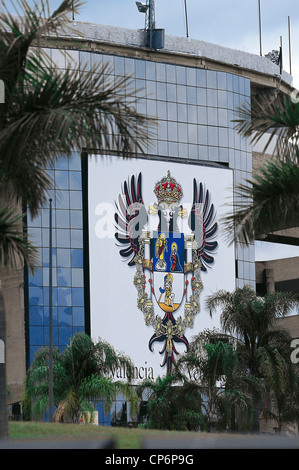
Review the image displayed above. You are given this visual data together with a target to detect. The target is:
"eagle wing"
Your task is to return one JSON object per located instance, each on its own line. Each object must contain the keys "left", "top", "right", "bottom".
{"left": 188, "top": 179, "right": 218, "bottom": 271}
{"left": 114, "top": 173, "right": 148, "bottom": 266}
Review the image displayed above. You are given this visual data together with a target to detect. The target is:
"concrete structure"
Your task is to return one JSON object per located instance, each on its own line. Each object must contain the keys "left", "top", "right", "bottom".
{"left": 3, "top": 21, "right": 298, "bottom": 426}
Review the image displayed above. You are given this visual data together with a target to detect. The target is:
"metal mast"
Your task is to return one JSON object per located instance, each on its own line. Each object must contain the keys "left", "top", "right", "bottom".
{"left": 145, "top": 0, "right": 155, "bottom": 49}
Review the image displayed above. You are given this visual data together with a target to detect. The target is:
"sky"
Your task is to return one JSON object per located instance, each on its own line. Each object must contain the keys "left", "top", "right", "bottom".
{"left": 4, "top": 0, "right": 299, "bottom": 261}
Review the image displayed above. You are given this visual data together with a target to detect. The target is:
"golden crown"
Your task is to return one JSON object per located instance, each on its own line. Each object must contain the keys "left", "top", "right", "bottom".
{"left": 154, "top": 171, "right": 183, "bottom": 205}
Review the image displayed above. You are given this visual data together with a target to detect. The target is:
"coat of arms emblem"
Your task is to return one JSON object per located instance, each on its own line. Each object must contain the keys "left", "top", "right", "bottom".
{"left": 114, "top": 170, "right": 218, "bottom": 373}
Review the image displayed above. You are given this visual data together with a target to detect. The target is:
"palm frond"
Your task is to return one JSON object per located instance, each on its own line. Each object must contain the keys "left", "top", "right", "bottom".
{"left": 0, "top": 202, "right": 38, "bottom": 269}
{"left": 223, "top": 157, "right": 299, "bottom": 244}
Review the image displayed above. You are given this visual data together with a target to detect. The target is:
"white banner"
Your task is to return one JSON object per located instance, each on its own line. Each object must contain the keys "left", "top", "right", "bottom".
{"left": 88, "top": 156, "right": 235, "bottom": 381}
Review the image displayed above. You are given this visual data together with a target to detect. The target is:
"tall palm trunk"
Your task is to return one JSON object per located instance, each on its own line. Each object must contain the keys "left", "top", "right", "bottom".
{"left": 0, "top": 290, "right": 9, "bottom": 441}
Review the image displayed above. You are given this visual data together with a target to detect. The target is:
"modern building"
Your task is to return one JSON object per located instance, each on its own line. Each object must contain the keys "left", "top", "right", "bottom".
{"left": 4, "top": 19, "right": 298, "bottom": 425}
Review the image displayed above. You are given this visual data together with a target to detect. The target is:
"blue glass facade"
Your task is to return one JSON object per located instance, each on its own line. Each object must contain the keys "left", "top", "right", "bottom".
{"left": 26, "top": 151, "right": 85, "bottom": 364}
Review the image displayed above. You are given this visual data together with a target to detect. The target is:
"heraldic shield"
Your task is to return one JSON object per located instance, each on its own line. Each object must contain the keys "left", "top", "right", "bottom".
{"left": 114, "top": 169, "right": 218, "bottom": 374}
{"left": 151, "top": 231, "right": 185, "bottom": 313}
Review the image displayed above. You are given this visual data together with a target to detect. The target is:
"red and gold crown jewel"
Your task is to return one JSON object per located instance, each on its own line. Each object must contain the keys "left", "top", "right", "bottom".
{"left": 154, "top": 171, "right": 183, "bottom": 205}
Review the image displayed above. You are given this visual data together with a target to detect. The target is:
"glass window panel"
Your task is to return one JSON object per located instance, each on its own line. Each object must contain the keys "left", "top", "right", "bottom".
{"left": 146, "top": 80, "right": 156, "bottom": 99}
{"left": 147, "top": 99, "right": 157, "bottom": 118}
{"left": 196, "top": 68, "right": 207, "bottom": 87}
{"left": 69, "top": 171, "right": 82, "bottom": 190}
{"left": 226, "top": 73, "right": 233, "bottom": 91}
{"left": 167, "top": 121, "right": 178, "bottom": 141}
{"left": 207, "top": 89, "right": 217, "bottom": 107}
{"left": 166, "top": 64, "right": 176, "bottom": 83}
{"left": 70, "top": 210, "right": 83, "bottom": 229}
{"left": 57, "top": 267, "right": 71, "bottom": 287}
{"left": 52, "top": 49, "right": 66, "bottom": 68}
{"left": 56, "top": 228, "right": 70, "bottom": 248}
{"left": 28, "top": 212, "right": 41, "bottom": 228}
{"left": 43, "top": 287, "right": 58, "bottom": 307}
{"left": 114, "top": 56, "right": 124, "bottom": 76}
{"left": 29, "top": 305, "right": 43, "bottom": 326}
{"left": 42, "top": 266, "right": 57, "bottom": 287}
{"left": 176, "top": 66, "right": 186, "bottom": 85}
{"left": 208, "top": 107, "right": 218, "bottom": 126}
{"left": 146, "top": 60, "right": 156, "bottom": 80}
{"left": 188, "top": 144, "right": 198, "bottom": 159}
{"left": 206, "top": 70, "right": 217, "bottom": 89}
{"left": 187, "top": 105, "right": 197, "bottom": 123}
{"left": 188, "top": 124, "right": 197, "bottom": 144}
{"left": 56, "top": 190, "right": 70, "bottom": 209}
{"left": 71, "top": 229, "right": 83, "bottom": 248}
{"left": 208, "top": 126, "right": 219, "bottom": 146}
{"left": 168, "top": 141, "right": 178, "bottom": 157}
{"left": 55, "top": 156, "right": 68, "bottom": 170}
{"left": 59, "top": 327, "right": 73, "bottom": 346}
{"left": 41, "top": 208, "right": 50, "bottom": 228}
{"left": 72, "top": 268, "right": 84, "bottom": 287}
{"left": 91, "top": 52, "right": 103, "bottom": 67}
{"left": 56, "top": 210, "right": 70, "bottom": 229}
{"left": 135, "top": 59, "right": 146, "bottom": 78}
{"left": 57, "top": 287, "right": 72, "bottom": 306}
{"left": 29, "top": 326, "right": 44, "bottom": 346}
{"left": 218, "top": 108, "right": 228, "bottom": 127}
{"left": 218, "top": 90, "right": 228, "bottom": 108}
{"left": 44, "top": 326, "right": 59, "bottom": 347}
{"left": 157, "top": 101, "right": 167, "bottom": 120}
{"left": 177, "top": 85, "right": 187, "bottom": 103}
{"left": 44, "top": 306, "right": 58, "bottom": 326}
{"left": 29, "top": 268, "right": 43, "bottom": 287}
{"left": 156, "top": 62, "right": 166, "bottom": 81}
{"left": 79, "top": 51, "right": 91, "bottom": 71}
{"left": 232, "top": 74, "right": 240, "bottom": 93}
{"left": 71, "top": 248, "right": 83, "bottom": 268}
{"left": 208, "top": 146, "right": 219, "bottom": 161}
{"left": 177, "top": 103, "right": 187, "bottom": 122}
{"left": 157, "top": 82, "right": 166, "bottom": 100}
{"left": 157, "top": 120, "right": 167, "bottom": 140}
{"left": 219, "top": 127, "right": 228, "bottom": 147}
{"left": 58, "top": 306, "right": 72, "bottom": 326}
{"left": 187, "top": 86, "right": 196, "bottom": 105}
{"left": 125, "top": 57, "right": 135, "bottom": 75}
{"left": 197, "top": 88, "right": 206, "bottom": 106}
{"left": 198, "top": 125, "right": 208, "bottom": 145}
{"left": 69, "top": 152, "right": 81, "bottom": 171}
{"left": 197, "top": 107, "right": 207, "bottom": 125}
{"left": 42, "top": 226, "right": 57, "bottom": 247}
{"left": 42, "top": 247, "right": 56, "bottom": 267}
{"left": 73, "top": 307, "right": 85, "bottom": 326}
{"left": 157, "top": 140, "right": 168, "bottom": 156}
{"left": 135, "top": 79, "right": 146, "bottom": 98}
{"left": 70, "top": 191, "right": 82, "bottom": 210}
{"left": 178, "top": 123, "right": 188, "bottom": 142}
{"left": 167, "top": 102, "right": 177, "bottom": 120}
{"left": 29, "top": 286, "right": 43, "bottom": 306}
{"left": 217, "top": 72, "right": 227, "bottom": 90}
{"left": 167, "top": 83, "right": 177, "bottom": 102}
{"left": 72, "top": 288, "right": 84, "bottom": 307}
{"left": 187, "top": 68, "right": 196, "bottom": 86}
{"left": 56, "top": 248, "right": 71, "bottom": 268}
{"left": 29, "top": 227, "right": 42, "bottom": 247}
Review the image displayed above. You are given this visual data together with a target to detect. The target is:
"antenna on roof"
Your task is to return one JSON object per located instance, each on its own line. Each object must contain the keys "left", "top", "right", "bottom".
{"left": 288, "top": 16, "right": 292, "bottom": 75}
{"left": 258, "top": 0, "right": 262, "bottom": 56}
{"left": 184, "top": 0, "right": 189, "bottom": 38}
{"left": 136, "top": 1, "right": 165, "bottom": 49}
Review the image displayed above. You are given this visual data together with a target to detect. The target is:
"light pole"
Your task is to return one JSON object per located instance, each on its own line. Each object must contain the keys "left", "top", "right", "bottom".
{"left": 48, "top": 198, "right": 53, "bottom": 422}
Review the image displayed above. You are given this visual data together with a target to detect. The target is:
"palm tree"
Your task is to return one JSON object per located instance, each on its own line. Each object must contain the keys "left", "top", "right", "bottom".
{"left": 206, "top": 285, "right": 298, "bottom": 431}
{"left": 136, "top": 366, "right": 206, "bottom": 431}
{"left": 23, "top": 332, "right": 138, "bottom": 423}
{"left": 0, "top": 0, "right": 152, "bottom": 440}
{"left": 178, "top": 331, "right": 265, "bottom": 432}
{"left": 225, "top": 89, "right": 299, "bottom": 243}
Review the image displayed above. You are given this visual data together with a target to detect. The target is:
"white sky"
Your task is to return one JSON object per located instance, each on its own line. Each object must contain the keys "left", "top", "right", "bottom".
{"left": 4, "top": 1, "right": 299, "bottom": 261}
